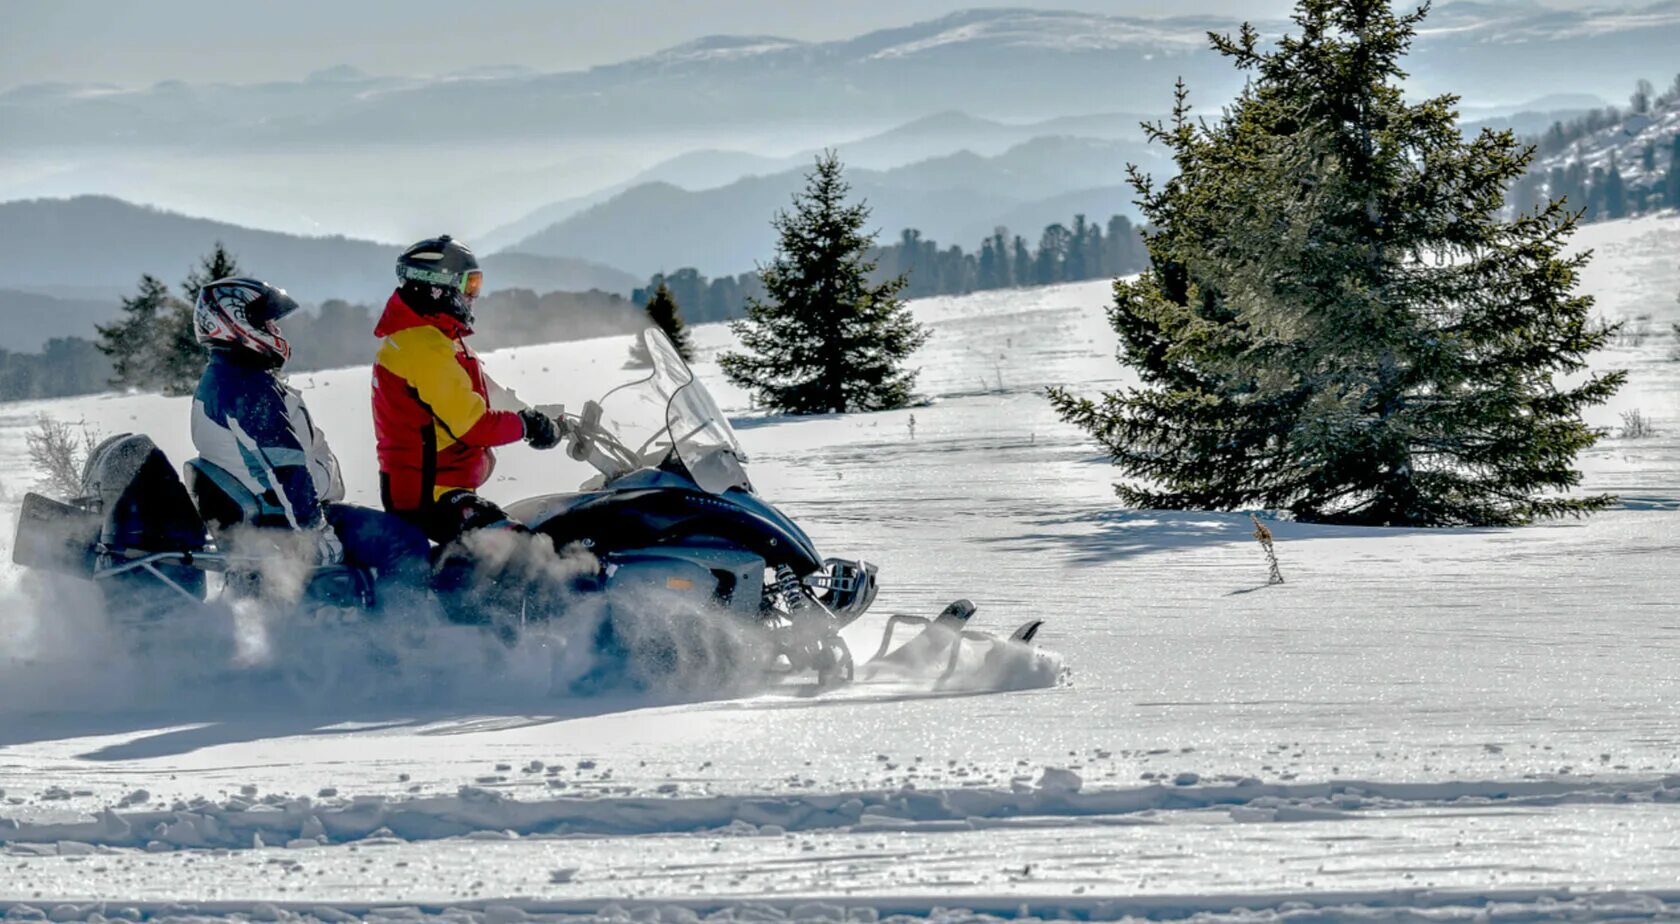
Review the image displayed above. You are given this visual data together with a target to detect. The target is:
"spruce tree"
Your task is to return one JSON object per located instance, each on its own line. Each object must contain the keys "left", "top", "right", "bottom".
{"left": 978, "top": 238, "right": 1001, "bottom": 289}
{"left": 1068, "top": 215, "right": 1089, "bottom": 281}
{"left": 1603, "top": 157, "right": 1626, "bottom": 220}
{"left": 96, "top": 274, "right": 178, "bottom": 390}
{"left": 1669, "top": 135, "right": 1680, "bottom": 207}
{"left": 1011, "top": 236, "right": 1032, "bottom": 287}
{"left": 1047, "top": 0, "right": 1623, "bottom": 527}
{"left": 158, "top": 242, "right": 242, "bottom": 395}
{"left": 1035, "top": 224, "right": 1071, "bottom": 284}
{"left": 720, "top": 152, "right": 928, "bottom": 414}
{"left": 633, "top": 282, "right": 693, "bottom": 364}
{"left": 182, "top": 242, "right": 242, "bottom": 303}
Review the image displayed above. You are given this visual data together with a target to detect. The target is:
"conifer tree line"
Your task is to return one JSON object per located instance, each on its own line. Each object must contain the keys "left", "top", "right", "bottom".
{"left": 1, "top": 249, "right": 647, "bottom": 402}
{"left": 1505, "top": 74, "right": 1680, "bottom": 221}
{"left": 1051, "top": 0, "right": 1622, "bottom": 528}
{"left": 634, "top": 213, "right": 1148, "bottom": 324}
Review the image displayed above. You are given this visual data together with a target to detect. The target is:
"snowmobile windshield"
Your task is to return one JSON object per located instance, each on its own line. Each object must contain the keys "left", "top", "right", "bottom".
{"left": 590, "top": 329, "right": 749, "bottom": 494}
{"left": 646, "top": 329, "right": 751, "bottom": 495}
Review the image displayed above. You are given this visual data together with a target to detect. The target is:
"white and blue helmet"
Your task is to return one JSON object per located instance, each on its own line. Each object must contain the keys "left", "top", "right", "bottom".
{"left": 193, "top": 277, "right": 300, "bottom": 366}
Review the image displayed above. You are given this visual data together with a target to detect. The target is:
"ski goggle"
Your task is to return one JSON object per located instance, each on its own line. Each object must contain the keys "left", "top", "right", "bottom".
{"left": 400, "top": 265, "right": 484, "bottom": 298}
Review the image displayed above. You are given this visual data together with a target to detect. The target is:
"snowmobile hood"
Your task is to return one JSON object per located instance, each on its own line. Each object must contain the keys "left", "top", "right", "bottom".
{"left": 510, "top": 468, "right": 824, "bottom": 574}
{"left": 374, "top": 290, "right": 472, "bottom": 340}
{"left": 723, "top": 487, "right": 821, "bottom": 568}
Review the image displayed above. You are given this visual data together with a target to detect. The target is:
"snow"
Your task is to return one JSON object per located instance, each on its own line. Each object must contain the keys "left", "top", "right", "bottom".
{"left": 1527, "top": 105, "right": 1680, "bottom": 191}
{"left": 1, "top": 214, "right": 1678, "bottom": 917}
{"left": 864, "top": 12, "right": 1213, "bottom": 60}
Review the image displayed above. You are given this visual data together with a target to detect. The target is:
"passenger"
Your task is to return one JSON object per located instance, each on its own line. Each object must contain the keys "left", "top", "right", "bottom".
{"left": 190, "top": 277, "right": 431, "bottom": 605}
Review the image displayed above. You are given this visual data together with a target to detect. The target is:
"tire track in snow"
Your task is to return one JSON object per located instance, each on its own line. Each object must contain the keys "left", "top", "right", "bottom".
{"left": 8, "top": 888, "right": 1680, "bottom": 923}
{"left": 8, "top": 771, "right": 1680, "bottom": 852}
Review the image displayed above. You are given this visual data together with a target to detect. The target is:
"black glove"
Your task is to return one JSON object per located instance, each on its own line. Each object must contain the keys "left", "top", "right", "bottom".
{"left": 519, "top": 408, "right": 563, "bottom": 450}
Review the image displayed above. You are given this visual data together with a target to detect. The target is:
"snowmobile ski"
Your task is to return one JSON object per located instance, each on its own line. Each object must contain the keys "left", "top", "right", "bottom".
{"left": 855, "top": 601, "right": 1050, "bottom": 687}
{"left": 866, "top": 598, "right": 976, "bottom": 667}
{"left": 1009, "top": 620, "right": 1045, "bottom": 644}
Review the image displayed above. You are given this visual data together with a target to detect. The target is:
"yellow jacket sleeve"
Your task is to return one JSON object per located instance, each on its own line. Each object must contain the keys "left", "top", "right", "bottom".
{"left": 377, "top": 326, "right": 523, "bottom": 446}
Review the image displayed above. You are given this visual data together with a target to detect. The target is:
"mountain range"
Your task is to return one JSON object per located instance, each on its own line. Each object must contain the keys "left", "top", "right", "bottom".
{"left": 0, "top": 196, "right": 640, "bottom": 341}
{"left": 0, "top": 289, "right": 129, "bottom": 353}
{"left": 475, "top": 110, "right": 1156, "bottom": 253}
{"left": 5, "top": 5, "right": 1678, "bottom": 154}
{"left": 488, "top": 134, "right": 1164, "bottom": 273}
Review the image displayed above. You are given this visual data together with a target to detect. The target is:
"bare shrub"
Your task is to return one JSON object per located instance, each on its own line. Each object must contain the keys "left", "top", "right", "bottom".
{"left": 1617, "top": 409, "right": 1657, "bottom": 440}
{"left": 25, "top": 415, "right": 100, "bottom": 500}
{"left": 1619, "top": 314, "right": 1653, "bottom": 348}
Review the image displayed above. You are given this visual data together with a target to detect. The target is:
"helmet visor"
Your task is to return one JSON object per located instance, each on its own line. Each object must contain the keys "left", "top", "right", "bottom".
{"left": 463, "top": 269, "right": 483, "bottom": 300}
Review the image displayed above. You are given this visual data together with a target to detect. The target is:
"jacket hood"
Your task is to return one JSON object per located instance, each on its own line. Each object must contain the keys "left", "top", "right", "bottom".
{"left": 374, "top": 290, "right": 472, "bottom": 340}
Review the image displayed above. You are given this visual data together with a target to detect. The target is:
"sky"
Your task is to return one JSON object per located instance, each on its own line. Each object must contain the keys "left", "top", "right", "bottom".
{"left": 0, "top": 0, "right": 1589, "bottom": 91}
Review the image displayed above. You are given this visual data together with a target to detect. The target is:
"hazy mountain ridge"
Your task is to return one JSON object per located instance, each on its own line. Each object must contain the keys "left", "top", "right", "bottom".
{"left": 7, "top": 5, "right": 1677, "bottom": 150}
{"left": 0, "top": 289, "right": 125, "bottom": 353}
{"left": 476, "top": 110, "right": 1157, "bottom": 252}
{"left": 0, "top": 196, "right": 640, "bottom": 309}
{"left": 501, "top": 136, "right": 1165, "bottom": 275}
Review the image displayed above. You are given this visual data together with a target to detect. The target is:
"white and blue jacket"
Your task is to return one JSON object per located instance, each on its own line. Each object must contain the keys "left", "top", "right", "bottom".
{"left": 191, "top": 352, "right": 344, "bottom": 529}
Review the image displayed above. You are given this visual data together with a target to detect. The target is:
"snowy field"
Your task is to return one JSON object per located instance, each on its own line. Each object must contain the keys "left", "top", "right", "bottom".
{"left": 0, "top": 214, "right": 1677, "bottom": 922}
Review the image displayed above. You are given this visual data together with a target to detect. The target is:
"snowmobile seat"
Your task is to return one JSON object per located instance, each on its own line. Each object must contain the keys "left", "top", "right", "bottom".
{"left": 183, "top": 457, "right": 376, "bottom": 611}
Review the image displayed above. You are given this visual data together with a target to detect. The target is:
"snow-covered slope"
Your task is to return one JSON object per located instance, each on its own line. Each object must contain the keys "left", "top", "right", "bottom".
{"left": 1526, "top": 103, "right": 1680, "bottom": 197}
{"left": 0, "top": 215, "right": 1678, "bottom": 920}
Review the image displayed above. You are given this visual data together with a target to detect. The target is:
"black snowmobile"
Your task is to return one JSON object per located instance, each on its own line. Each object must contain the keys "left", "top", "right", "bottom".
{"left": 11, "top": 329, "right": 1044, "bottom": 687}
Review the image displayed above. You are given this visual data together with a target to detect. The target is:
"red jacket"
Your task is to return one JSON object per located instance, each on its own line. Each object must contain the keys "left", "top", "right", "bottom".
{"left": 372, "top": 293, "right": 524, "bottom": 513}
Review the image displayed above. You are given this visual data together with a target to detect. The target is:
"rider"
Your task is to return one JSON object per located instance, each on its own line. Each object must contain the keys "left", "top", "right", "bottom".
{"left": 372, "top": 235, "right": 564, "bottom": 546}
{"left": 190, "top": 277, "right": 432, "bottom": 602}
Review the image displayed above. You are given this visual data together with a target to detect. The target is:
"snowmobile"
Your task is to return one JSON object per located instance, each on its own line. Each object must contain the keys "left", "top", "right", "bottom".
{"left": 10, "top": 329, "right": 1045, "bottom": 688}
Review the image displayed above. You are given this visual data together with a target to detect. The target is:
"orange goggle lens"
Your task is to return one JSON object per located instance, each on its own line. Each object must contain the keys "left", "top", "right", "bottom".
{"left": 463, "top": 270, "right": 483, "bottom": 299}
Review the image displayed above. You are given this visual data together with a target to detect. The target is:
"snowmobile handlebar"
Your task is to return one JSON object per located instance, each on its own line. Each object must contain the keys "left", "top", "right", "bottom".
{"left": 534, "top": 401, "right": 648, "bottom": 482}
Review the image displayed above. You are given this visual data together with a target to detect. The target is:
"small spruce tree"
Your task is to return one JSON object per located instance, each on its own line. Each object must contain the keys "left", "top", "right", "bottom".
{"left": 1602, "top": 158, "right": 1626, "bottom": 221}
{"left": 645, "top": 282, "right": 693, "bottom": 362}
{"left": 1669, "top": 135, "right": 1680, "bottom": 208}
{"left": 1047, "top": 0, "right": 1623, "bottom": 527}
{"left": 182, "top": 242, "right": 241, "bottom": 301}
{"left": 157, "top": 242, "right": 242, "bottom": 395}
{"left": 96, "top": 274, "right": 178, "bottom": 391}
{"left": 720, "top": 152, "right": 928, "bottom": 414}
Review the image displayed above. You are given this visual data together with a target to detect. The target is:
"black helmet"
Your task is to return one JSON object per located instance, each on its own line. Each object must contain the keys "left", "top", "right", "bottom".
{"left": 396, "top": 234, "right": 482, "bottom": 326}
{"left": 193, "top": 277, "right": 301, "bottom": 367}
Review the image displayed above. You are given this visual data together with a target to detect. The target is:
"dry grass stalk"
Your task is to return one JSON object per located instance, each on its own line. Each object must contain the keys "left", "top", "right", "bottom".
{"left": 1250, "top": 513, "right": 1285, "bottom": 585}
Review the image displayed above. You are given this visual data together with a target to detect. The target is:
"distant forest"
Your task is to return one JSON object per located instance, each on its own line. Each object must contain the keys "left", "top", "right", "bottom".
{"left": 1506, "top": 75, "right": 1680, "bottom": 222}
{"left": 635, "top": 213, "right": 1148, "bottom": 325}
{"left": 0, "top": 212, "right": 1148, "bottom": 401}
{"left": 0, "top": 287, "right": 644, "bottom": 402}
